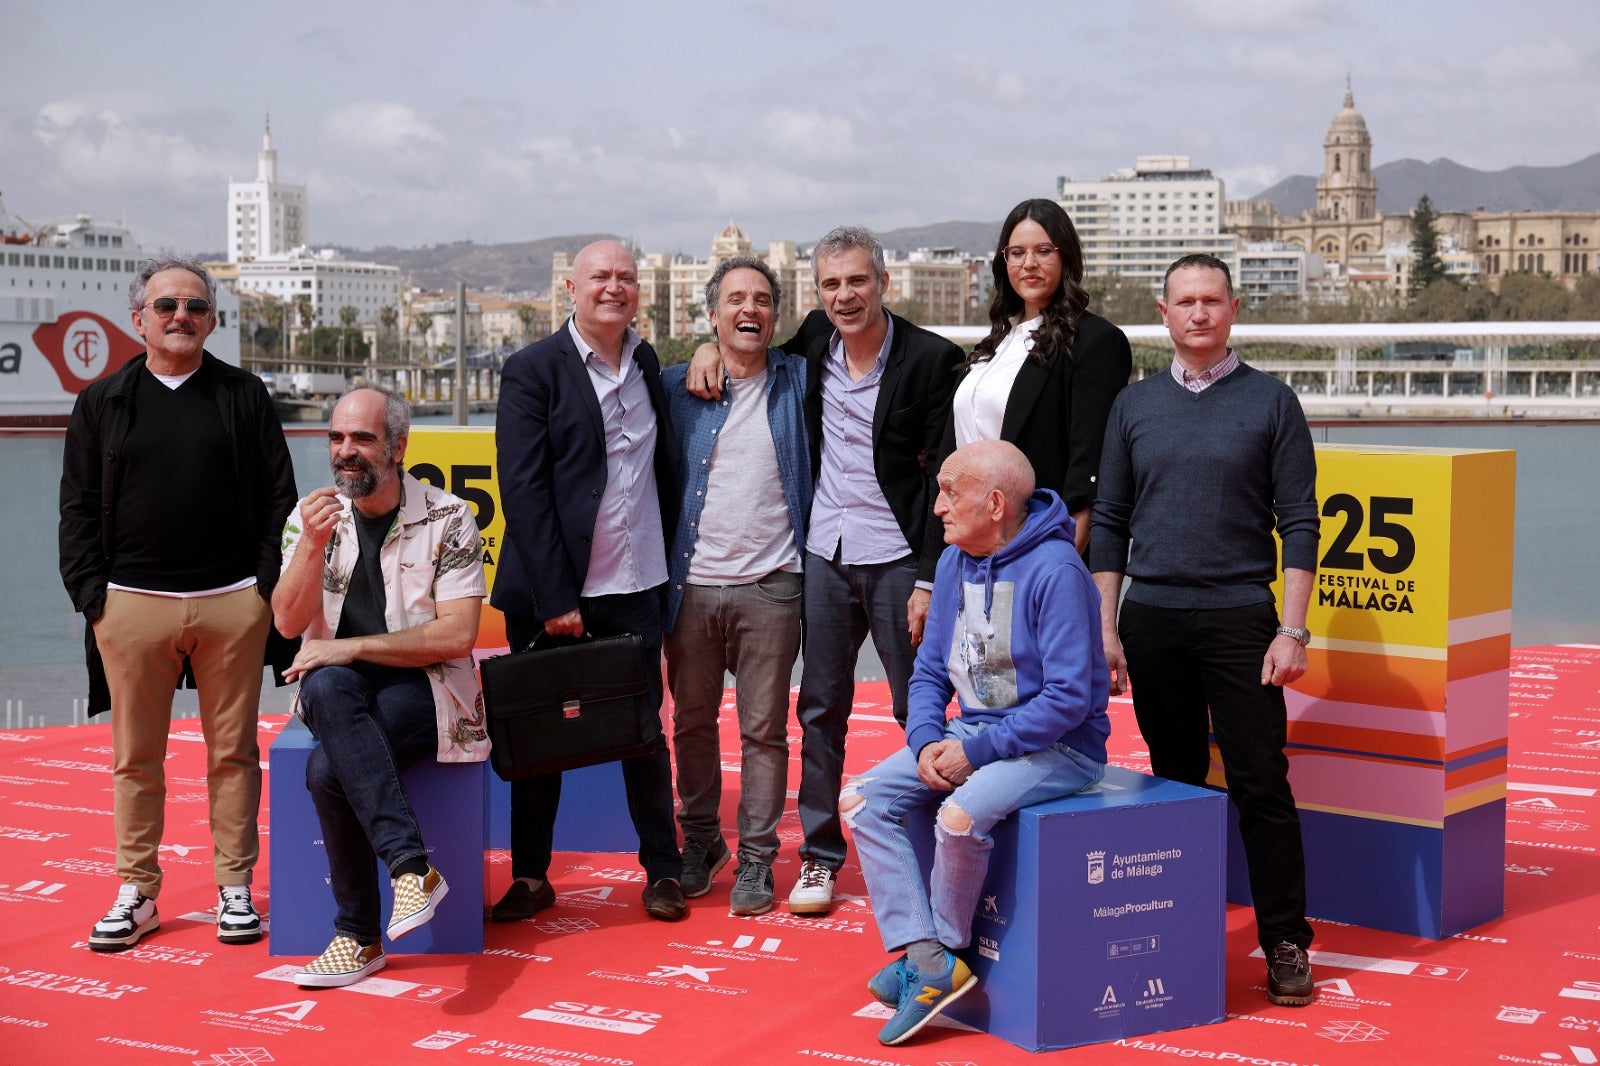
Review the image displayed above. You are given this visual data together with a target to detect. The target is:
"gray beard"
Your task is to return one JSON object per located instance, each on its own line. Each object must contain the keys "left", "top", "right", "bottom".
{"left": 331, "top": 459, "right": 380, "bottom": 500}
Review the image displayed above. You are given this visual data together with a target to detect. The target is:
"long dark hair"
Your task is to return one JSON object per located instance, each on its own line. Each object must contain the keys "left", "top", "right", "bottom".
{"left": 968, "top": 198, "right": 1088, "bottom": 367}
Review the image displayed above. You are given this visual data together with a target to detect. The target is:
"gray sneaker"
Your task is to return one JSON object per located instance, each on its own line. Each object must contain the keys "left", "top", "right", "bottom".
{"left": 729, "top": 861, "right": 774, "bottom": 916}
{"left": 680, "top": 835, "right": 731, "bottom": 899}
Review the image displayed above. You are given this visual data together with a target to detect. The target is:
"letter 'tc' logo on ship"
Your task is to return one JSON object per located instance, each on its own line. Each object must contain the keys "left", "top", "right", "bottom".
{"left": 32, "top": 311, "right": 144, "bottom": 393}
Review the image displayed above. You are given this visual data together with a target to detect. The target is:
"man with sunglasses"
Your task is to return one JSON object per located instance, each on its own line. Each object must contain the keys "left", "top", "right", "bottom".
{"left": 60, "top": 257, "right": 298, "bottom": 953}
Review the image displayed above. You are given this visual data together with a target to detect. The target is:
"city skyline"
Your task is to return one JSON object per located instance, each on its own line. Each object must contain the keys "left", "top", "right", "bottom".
{"left": 5, "top": 0, "right": 1596, "bottom": 256}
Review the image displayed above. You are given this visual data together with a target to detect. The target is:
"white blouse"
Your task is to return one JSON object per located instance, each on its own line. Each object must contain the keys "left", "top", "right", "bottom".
{"left": 953, "top": 315, "right": 1040, "bottom": 447}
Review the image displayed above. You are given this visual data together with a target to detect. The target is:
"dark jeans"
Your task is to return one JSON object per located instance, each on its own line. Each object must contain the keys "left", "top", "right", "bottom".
{"left": 1118, "top": 598, "right": 1314, "bottom": 952}
{"left": 506, "top": 588, "right": 682, "bottom": 883}
{"left": 793, "top": 551, "right": 919, "bottom": 872}
{"left": 301, "top": 664, "right": 436, "bottom": 943}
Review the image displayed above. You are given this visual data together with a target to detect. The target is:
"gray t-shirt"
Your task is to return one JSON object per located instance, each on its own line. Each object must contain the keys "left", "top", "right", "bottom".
{"left": 688, "top": 369, "right": 801, "bottom": 584}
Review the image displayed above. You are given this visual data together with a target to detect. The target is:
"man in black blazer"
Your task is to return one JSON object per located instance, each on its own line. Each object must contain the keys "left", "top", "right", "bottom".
{"left": 688, "top": 226, "right": 962, "bottom": 916}
{"left": 492, "top": 240, "right": 686, "bottom": 922}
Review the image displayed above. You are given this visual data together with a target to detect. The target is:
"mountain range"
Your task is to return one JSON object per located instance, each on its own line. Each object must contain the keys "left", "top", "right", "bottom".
{"left": 1248, "top": 152, "right": 1600, "bottom": 216}
{"left": 324, "top": 153, "right": 1599, "bottom": 294}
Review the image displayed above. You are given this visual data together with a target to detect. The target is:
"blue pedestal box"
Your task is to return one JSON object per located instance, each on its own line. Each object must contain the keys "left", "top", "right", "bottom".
{"left": 483, "top": 760, "right": 644, "bottom": 854}
{"left": 912, "top": 765, "right": 1226, "bottom": 1052}
{"left": 267, "top": 717, "right": 486, "bottom": 957}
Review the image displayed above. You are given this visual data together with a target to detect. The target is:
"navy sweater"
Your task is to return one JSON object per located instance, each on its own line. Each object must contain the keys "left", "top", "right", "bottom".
{"left": 1088, "top": 362, "right": 1319, "bottom": 608}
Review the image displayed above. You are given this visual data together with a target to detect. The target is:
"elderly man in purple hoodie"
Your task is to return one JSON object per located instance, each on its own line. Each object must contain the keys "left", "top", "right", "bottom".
{"left": 842, "top": 439, "right": 1110, "bottom": 1047}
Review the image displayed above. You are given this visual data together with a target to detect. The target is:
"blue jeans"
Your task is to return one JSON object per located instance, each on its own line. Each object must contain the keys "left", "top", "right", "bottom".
{"left": 794, "top": 552, "right": 919, "bottom": 872}
{"left": 506, "top": 589, "right": 682, "bottom": 883}
{"left": 665, "top": 571, "right": 802, "bottom": 865}
{"left": 300, "top": 664, "right": 437, "bottom": 943}
{"left": 845, "top": 716, "right": 1104, "bottom": 952}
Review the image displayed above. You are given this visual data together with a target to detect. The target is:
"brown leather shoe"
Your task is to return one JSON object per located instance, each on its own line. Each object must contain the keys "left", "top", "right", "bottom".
{"left": 490, "top": 879, "right": 556, "bottom": 923}
{"left": 641, "top": 878, "right": 687, "bottom": 921}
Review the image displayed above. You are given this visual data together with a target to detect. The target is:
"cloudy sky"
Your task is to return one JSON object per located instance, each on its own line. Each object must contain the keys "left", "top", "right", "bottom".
{"left": 5, "top": 0, "right": 1596, "bottom": 257}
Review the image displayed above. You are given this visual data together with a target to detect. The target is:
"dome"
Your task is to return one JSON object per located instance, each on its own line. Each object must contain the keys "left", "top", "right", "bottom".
{"left": 1327, "top": 87, "right": 1369, "bottom": 139}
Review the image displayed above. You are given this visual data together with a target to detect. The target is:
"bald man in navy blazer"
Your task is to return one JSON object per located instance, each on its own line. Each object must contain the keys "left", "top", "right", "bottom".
{"left": 492, "top": 239, "right": 685, "bottom": 922}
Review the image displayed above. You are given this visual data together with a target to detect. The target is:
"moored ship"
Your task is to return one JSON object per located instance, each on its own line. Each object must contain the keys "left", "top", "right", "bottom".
{"left": 0, "top": 192, "right": 240, "bottom": 426}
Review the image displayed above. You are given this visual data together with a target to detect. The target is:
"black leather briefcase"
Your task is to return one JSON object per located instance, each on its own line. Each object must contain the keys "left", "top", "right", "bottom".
{"left": 480, "top": 632, "right": 659, "bottom": 782}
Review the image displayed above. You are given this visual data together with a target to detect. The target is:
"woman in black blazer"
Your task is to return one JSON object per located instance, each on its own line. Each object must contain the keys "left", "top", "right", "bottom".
{"left": 946, "top": 198, "right": 1132, "bottom": 554}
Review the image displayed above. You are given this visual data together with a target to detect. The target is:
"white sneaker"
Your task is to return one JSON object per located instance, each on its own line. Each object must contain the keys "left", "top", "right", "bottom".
{"left": 89, "top": 884, "right": 159, "bottom": 952}
{"left": 787, "top": 860, "right": 835, "bottom": 916}
{"left": 216, "top": 885, "right": 263, "bottom": 944}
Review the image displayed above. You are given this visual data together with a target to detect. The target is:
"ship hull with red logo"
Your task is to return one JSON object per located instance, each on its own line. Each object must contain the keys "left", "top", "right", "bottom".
{"left": 0, "top": 207, "right": 240, "bottom": 426}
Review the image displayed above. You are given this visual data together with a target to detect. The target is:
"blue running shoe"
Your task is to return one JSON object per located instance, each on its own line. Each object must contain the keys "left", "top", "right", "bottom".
{"left": 867, "top": 956, "right": 907, "bottom": 1007}
{"left": 877, "top": 949, "right": 977, "bottom": 1046}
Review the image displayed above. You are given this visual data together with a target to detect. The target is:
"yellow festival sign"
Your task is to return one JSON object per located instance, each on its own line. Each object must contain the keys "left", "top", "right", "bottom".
{"left": 407, "top": 427, "right": 507, "bottom": 650}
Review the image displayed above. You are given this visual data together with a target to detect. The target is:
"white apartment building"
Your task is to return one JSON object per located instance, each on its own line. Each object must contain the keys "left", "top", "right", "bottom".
{"left": 1238, "top": 242, "right": 1325, "bottom": 305}
{"left": 236, "top": 247, "right": 401, "bottom": 328}
{"left": 1057, "top": 155, "right": 1238, "bottom": 290}
{"left": 227, "top": 120, "right": 307, "bottom": 263}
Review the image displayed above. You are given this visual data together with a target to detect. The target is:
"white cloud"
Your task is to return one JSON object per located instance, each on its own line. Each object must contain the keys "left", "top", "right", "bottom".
{"left": 319, "top": 102, "right": 447, "bottom": 161}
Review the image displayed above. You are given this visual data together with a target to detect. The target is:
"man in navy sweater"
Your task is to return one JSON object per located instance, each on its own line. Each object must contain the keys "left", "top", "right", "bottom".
{"left": 1089, "top": 253, "right": 1319, "bottom": 1007}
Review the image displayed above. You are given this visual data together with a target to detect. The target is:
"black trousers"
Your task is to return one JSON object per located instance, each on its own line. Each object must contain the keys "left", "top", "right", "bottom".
{"left": 1119, "top": 598, "right": 1313, "bottom": 952}
{"left": 505, "top": 589, "right": 682, "bottom": 884}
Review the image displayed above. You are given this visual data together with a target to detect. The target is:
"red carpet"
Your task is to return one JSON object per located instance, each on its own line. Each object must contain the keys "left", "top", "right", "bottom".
{"left": 2, "top": 646, "right": 1597, "bottom": 1064}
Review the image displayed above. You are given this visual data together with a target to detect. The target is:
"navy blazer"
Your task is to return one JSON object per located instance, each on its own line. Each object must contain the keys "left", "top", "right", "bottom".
{"left": 783, "top": 309, "right": 961, "bottom": 584}
{"left": 493, "top": 321, "right": 680, "bottom": 624}
{"left": 943, "top": 309, "right": 1132, "bottom": 518}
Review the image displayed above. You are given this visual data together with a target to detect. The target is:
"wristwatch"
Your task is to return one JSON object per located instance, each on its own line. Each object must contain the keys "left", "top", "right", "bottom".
{"left": 1276, "top": 625, "right": 1311, "bottom": 646}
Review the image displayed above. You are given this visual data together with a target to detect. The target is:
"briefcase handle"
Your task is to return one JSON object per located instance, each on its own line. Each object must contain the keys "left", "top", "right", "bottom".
{"left": 518, "top": 629, "right": 637, "bottom": 654}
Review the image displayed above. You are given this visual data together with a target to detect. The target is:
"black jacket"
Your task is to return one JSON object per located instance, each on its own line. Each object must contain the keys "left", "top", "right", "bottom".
{"left": 58, "top": 352, "right": 300, "bottom": 714}
{"left": 943, "top": 309, "right": 1132, "bottom": 518}
{"left": 492, "top": 323, "right": 681, "bottom": 624}
{"left": 785, "top": 309, "right": 962, "bottom": 584}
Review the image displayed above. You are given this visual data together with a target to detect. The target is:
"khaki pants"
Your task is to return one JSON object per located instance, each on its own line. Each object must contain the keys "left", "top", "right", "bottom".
{"left": 95, "top": 586, "right": 272, "bottom": 896}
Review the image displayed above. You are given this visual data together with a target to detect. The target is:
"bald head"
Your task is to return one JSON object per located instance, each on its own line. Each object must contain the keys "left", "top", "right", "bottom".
{"left": 567, "top": 240, "right": 640, "bottom": 354}
{"left": 933, "top": 440, "right": 1036, "bottom": 556}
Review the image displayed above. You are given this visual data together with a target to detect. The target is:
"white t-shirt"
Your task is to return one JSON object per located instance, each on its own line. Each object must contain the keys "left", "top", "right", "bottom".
{"left": 688, "top": 370, "right": 801, "bottom": 584}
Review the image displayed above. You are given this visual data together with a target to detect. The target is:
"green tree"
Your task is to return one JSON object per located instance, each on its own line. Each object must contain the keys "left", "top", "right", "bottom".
{"left": 338, "top": 306, "right": 360, "bottom": 369}
{"left": 295, "top": 325, "right": 370, "bottom": 361}
{"left": 516, "top": 303, "right": 539, "bottom": 345}
{"left": 1496, "top": 271, "right": 1572, "bottom": 321}
{"left": 377, "top": 305, "right": 399, "bottom": 360}
{"left": 1408, "top": 194, "right": 1448, "bottom": 299}
{"left": 413, "top": 311, "right": 434, "bottom": 357}
{"left": 292, "top": 293, "right": 315, "bottom": 332}
{"left": 1084, "top": 275, "right": 1163, "bottom": 326}
{"left": 654, "top": 334, "right": 712, "bottom": 366}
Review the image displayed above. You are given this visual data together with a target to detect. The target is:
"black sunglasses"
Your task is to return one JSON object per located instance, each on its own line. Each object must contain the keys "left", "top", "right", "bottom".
{"left": 146, "top": 297, "right": 212, "bottom": 316}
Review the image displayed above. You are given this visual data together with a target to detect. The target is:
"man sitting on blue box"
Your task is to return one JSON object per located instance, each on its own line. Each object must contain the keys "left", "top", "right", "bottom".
{"left": 843, "top": 439, "right": 1110, "bottom": 1047}
{"left": 273, "top": 386, "right": 489, "bottom": 988}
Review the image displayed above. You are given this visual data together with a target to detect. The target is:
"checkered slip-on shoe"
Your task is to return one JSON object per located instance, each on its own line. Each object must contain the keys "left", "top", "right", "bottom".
{"left": 387, "top": 865, "right": 448, "bottom": 941}
{"left": 295, "top": 935, "right": 386, "bottom": 988}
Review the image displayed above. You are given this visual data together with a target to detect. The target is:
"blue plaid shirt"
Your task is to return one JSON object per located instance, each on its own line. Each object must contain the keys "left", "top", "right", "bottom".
{"left": 660, "top": 352, "right": 811, "bottom": 632}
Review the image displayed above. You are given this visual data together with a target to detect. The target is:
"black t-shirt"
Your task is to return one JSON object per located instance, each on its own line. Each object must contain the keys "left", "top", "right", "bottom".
{"left": 336, "top": 502, "right": 400, "bottom": 639}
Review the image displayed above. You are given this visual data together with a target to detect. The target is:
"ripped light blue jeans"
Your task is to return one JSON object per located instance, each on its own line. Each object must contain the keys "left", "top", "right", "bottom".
{"left": 844, "top": 715, "right": 1104, "bottom": 952}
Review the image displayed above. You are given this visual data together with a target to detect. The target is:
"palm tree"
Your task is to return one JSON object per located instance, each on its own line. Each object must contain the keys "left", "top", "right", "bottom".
{"left": 414, "top": 311, "right": 435, "bottom": 359}
{"left": 516, "top": 303, "right": 539, "bottom": 345}
{"left": 339, "top": 305, "right": 359, "bottom": 372}
{"left": 378, "top": 305, "right": 398, "bottom": 361}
